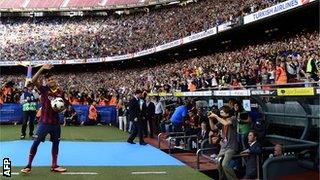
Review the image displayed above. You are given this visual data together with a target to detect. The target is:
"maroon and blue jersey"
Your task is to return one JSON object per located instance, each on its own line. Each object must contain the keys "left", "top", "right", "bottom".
{"left": 39, "top": 86, "right": 65, "bottom": 125}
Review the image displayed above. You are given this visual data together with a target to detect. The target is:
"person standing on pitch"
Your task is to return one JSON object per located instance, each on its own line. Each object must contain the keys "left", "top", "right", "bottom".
{"left": 142, "top": 96, "right": 155, "bottom": 138}
{"left": 127, "top": 90, "right": 147, "bottom": 145}
{"left": 20, "top": 83, "right": 38, "bottom": 139}
{"left": 21, "top": 64, "right": 68, "bottom": 174}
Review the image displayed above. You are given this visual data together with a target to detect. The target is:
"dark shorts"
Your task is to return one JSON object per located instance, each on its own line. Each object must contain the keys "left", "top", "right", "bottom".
{"left": 35, "top": 123, "right": 61, "bottom": 142}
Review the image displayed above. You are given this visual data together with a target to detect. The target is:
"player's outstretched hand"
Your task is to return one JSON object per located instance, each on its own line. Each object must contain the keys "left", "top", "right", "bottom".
{"left": 43, "top": 64, "right": 53, "bottom": 70}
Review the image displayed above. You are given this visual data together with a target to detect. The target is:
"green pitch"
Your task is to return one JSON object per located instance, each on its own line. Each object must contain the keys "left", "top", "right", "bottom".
{"left": 6, "top": 166, "right": 210, "bottom": 180}
{"left": 0, "top": 125, "right": 211, "bottom": 180}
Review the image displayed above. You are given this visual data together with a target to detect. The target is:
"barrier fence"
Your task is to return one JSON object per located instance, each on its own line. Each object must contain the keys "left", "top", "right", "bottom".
{"left": 148, "top": 86, "right": 319, "bottom": 97}
{"left": 0, "top": 103, "right": 117, "bottom": 124}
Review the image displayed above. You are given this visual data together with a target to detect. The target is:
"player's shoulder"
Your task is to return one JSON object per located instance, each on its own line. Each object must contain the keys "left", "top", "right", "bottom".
{"left": 57, "top": 88, "right": 65, "bottom": 94}
{"left": 39, "top": 85, "right": 49, "bottom": 92}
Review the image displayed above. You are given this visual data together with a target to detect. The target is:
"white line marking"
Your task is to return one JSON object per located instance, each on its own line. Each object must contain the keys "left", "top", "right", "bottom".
{"left": 131, "top": 171, "right": 167, "bottom": 175}
{"left": 2, "top": 172, "right": 99, "bottom": 175}
{"left": 62, "top": 172, "right": 98, "bottom": 175}
{"left": 0, "top": 172, "right": 19, "bottom": 175}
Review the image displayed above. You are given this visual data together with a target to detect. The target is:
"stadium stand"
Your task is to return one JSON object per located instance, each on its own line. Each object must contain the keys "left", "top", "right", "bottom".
{"left": 0, "top": 0, "right": 283, "bottom": 10}
{"left": 106, "top": 0, "right": 141, "bottom": 6}
{"left": 0, "top": 0, "right": 284, "bottom": 61}
{"left": 66, "top": 0, "right": 101, "bottom": 8}
{"left": 1, "top": 30, "right": 319, "bottom": 104}
{"left": 27, "top": 0, "right": 64, "bottom": 8}
{"left": 0, "top": 0, "right": 25, "bottom": 9}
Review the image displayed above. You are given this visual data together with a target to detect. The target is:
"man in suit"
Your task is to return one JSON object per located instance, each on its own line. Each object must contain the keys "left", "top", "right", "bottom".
{"left": 142, "top": 96, "right": 155, "bottom": 138}
{"left": 127, "top": 90, "right": 147, "bottom": 145}
{"left": 198, "top": 121, "right": 209, "bottom": 142}
{"left": 241, "top": 130, "right": 262, "bottom": 179}
{"left": 190, "top": 121, "right": 209, "bottom": 149}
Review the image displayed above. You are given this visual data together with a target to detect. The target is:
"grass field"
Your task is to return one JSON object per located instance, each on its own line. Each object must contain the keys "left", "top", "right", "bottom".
{"left": 0, "top": 125, "right": 211, "bottom": 180}
{"left": 5, "top": 166, "right": 209, "bottom": 180}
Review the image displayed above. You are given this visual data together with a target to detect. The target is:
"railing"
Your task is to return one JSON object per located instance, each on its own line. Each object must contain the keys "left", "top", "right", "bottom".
{"left": 167, "top": 134, "right": 199, "bottom": 154}
{"left": 196, "top": 134, "right": 318, "bottom": 174}
{"left": 157, "top": 132, "right": 185, "bottom": 149}
{"left": 264, "top": 112, "right": 319, "bottom": 119}
{"left": 157, "top": 132, "right": 200, "bottom": 154}
{"left": 196, "top": 149, "right": 261, "bottom": 179}
{"left": 196, "top": 147, "right": 217, "bottom": 170}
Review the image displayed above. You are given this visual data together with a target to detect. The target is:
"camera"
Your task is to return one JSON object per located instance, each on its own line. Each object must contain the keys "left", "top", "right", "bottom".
{"left": 208, "top": 108, "right": 220, "bottom": 124}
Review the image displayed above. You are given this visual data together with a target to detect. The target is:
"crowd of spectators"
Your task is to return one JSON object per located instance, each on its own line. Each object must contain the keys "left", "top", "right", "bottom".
{"left": 0, "top": 0, "right": 285, "bottom": 61}
{"left": 1, "top": 30, "right": 319, "bottom": 105}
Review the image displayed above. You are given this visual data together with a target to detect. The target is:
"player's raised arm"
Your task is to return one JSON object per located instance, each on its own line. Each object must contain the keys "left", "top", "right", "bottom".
{"left": 31, "top": 64, "right": 53, "bottom": 89}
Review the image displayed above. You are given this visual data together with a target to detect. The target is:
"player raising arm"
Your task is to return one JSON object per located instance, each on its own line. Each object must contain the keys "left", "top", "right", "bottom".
{"left": 21, "top": 64, "right": 69, "bottom": 174}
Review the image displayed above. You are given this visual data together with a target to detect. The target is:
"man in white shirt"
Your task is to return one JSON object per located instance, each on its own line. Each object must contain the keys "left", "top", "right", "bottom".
{"left": 154, "top": 96, "right": 165, "bottom": 135}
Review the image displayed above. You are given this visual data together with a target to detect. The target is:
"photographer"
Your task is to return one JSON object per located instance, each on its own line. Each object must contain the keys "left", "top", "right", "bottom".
{"left": 208, "top": 107, "right": 221, "bottom": 159}
{"left": 208, "top": 106, "right": 238, "bottom": 180}
{"left": 2, "top": 81, "right": 14, "bottom": 103}
{"left": 63, "top": 105, "right": 79, "bottom": 126}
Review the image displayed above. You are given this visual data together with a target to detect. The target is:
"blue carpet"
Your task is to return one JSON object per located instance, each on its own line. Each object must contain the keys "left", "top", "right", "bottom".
{"left": 0, "top": 141, "right": 185, "bottom": 166}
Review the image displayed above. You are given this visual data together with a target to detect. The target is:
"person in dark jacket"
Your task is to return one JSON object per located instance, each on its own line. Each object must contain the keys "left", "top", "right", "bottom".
{"left": 142, "top": 96, "right": 155, "bottom": 138}
{"left": 241, "top": 130, "right": 262, "bottom": 179}
{"left": 127, "top": 90, "right": 147, "bottom": 145}
{"left": 197, "top": 121, "right": 209, "bottom": 143}
{"left": 191, "top": 121, "right": 209, "bottom": 149}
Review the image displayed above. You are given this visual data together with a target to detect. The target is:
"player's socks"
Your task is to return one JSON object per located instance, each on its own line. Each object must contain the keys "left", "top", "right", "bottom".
{"left": 27, "top": 148, "right": 37, "bottom": 167}
{"left": 51, "top": 141, "right": 59, "bottom": 168}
